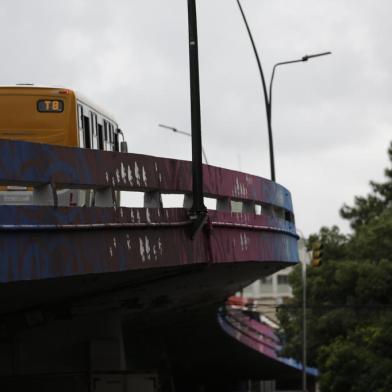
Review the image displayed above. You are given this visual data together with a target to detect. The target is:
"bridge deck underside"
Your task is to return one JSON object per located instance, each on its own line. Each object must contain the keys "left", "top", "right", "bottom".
{"left": 0, "top": 205, "right": 297, "bottom": 316}
{"left": 125, "top": 304, "right": 313, "bottom": 392}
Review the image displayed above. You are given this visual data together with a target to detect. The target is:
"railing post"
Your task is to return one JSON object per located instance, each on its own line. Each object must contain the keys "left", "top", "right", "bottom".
{"left": 94, "top": 188, "right": 115, "bottom": 207}
{"left": 242, "top": 201, "right": 255, "bottom": 214}
{"left": 216, "top": 197, "right": 231, "bottom": 212}
{"left": 32, "top": 183, "right": 57, "bottom": 207}
{"left": 144, "top": 191, "right": 163, "bottom": 208}
{"left": 183, "top": 193, "right": 193, "bottom": 209}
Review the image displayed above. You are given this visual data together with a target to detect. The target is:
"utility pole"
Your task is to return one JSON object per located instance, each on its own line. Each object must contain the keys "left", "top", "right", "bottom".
{"left": 236, "top": 0, "right": 331, "bottom": 182}
{"left": 187, "top": 0, "right": 207, "bottom": 238}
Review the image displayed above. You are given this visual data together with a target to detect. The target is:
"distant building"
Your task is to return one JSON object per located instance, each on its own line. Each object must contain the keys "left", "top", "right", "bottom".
{"left": 241, "top": 237, "right": 310, "bottom": 323}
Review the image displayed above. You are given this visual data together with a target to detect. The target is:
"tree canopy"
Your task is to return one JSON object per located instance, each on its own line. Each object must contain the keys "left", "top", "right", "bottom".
{"left": 277, "top": 141, "right": 392, "bottom": 392}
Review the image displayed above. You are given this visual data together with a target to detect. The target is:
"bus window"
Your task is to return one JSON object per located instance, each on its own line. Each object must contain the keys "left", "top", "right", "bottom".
{"left": 90, "top": 112, "right": 98, "bottom": 149}
{"left": 104, "top": 120, "right": 108, "bottom": 141}
{"left": 98, "top": 123, "right": 104, "bottom": 150}
{"left": 110, "top": 123, "right": 114, "bottom": 145}
{"left": 114, "top": 132, "right": 119, "bottom": 152}
{"left": 77, "top": 104, "right": 85, "bottom": 148}
{"left": 83, "top": 115, "right": 91, "bottom": 149}
{"left": 77, "top": 104, "right": 83, "bottom": 129}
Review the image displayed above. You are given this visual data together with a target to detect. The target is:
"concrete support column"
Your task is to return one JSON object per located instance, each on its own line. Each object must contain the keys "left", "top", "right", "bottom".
{"left": 2, "top": 310, "right": 126, "bottom": 392}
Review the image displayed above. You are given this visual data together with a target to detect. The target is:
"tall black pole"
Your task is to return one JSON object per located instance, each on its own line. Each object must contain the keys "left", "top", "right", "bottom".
{"left": 187, "top": 0, "right": 207, "bottom": 236}
{"left": 302, "top": 260, "right": 307, "bottom": 392}
{"left": 236, "top": 0, "right": 275, "bottom": 182}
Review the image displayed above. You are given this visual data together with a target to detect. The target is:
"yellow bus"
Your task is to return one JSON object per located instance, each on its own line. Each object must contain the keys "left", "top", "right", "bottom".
{"left": 0, "top": 84, "right": 126, "bottom": 205}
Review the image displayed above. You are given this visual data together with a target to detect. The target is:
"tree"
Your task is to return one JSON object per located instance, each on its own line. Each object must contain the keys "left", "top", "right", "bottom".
{"left": 340, "top": 142, "right": 392, "bottom": 230}
{"left": 307, "top": 225, "right": 348, "bottom": 261}
{"left": 348, "top": 207, "right": 392, "bottom": 261}
{"left": 278, "top": 141, "right": 392, "bottom": 392}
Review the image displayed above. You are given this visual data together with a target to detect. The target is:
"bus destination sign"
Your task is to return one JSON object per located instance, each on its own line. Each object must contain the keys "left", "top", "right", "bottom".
{"left": 37, "top": 100, "right": 64, "bottom": 113}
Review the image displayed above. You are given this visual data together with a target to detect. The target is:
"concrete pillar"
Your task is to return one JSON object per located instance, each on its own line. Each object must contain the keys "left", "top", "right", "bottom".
{"left": 1, "top": 310, "right": 126, "bottom": 391}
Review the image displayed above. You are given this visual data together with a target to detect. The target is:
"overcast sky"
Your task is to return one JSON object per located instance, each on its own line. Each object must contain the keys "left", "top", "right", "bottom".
{"left": 1, "top": 0, "right": 391, "bottom": 236}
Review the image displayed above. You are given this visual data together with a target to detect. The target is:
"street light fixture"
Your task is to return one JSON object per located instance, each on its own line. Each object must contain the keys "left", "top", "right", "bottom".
{"left": 269, "top": 52, "right": 332, "bottom": 129}
{"left": 268, "top": 52, "right": 331, "bottom": 182}
{"left": 235, "top": 0, "right": 331, "bottom": 182}
{"left": 158, "top": 123, "right": 209, "bottom": 165}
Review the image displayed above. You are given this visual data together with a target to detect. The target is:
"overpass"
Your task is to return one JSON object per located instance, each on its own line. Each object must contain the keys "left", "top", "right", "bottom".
{"left": 0, "top": 139, "right": 307, "bottom": 391}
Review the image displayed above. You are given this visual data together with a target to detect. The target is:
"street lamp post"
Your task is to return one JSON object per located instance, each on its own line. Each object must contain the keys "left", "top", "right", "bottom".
{"left": 267, "top": 52, "right": 331, "bottom": 183}
{"left": 302, "top": 253, "right": 308, "bottom": 392}
{"left": 235, "top": 0, "right": 273, "bottom": 179}
{"left": 235, "top": 0, "right": 331, "bottom": 182}
{"left": 296, "top": 229, "right": 310, "bottom": 392}
{"left": 158, "top": 124, "right": 209, "bottom": 165}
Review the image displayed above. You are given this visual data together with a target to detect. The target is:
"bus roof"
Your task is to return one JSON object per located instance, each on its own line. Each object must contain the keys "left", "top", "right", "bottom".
{"left": 0, "top": 84, "right": 118, "bottom": 124}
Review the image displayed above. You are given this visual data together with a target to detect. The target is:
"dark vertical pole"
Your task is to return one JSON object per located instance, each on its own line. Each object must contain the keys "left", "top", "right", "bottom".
{"left": 187, "top": 0, "right": 207, "bottom": 219}
{"left": 302, "top": 261, "right": 307, "bottom": 392}
{"left": 236, "top": 0, "right": 276, "bottom": 182}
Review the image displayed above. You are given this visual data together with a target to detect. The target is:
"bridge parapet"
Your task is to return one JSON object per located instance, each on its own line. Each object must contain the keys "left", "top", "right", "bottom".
{"left": 0, "top": 140, "right": 293, "bottom": 219}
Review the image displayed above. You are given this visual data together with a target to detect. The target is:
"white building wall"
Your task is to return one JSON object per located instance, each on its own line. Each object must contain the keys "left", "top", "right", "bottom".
{"left": 240, "top": 236, "right": 310, "bottom": 322}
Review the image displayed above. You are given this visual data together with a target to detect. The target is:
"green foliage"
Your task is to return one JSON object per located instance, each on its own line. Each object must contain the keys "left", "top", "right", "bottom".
{"left": 318, "top": 336, "right": 392, "bottom": 392}
{"left": 278, "top": 141, "right": 392, "bottom": 391}
{"left": 308, "top": 225, "right": 348, "bottom": 261}
{"left": 348, "top": 207, "right": 392, "bottom": 261}
{"left": 340, "top": 142, "right": 392, "bottom": 230}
